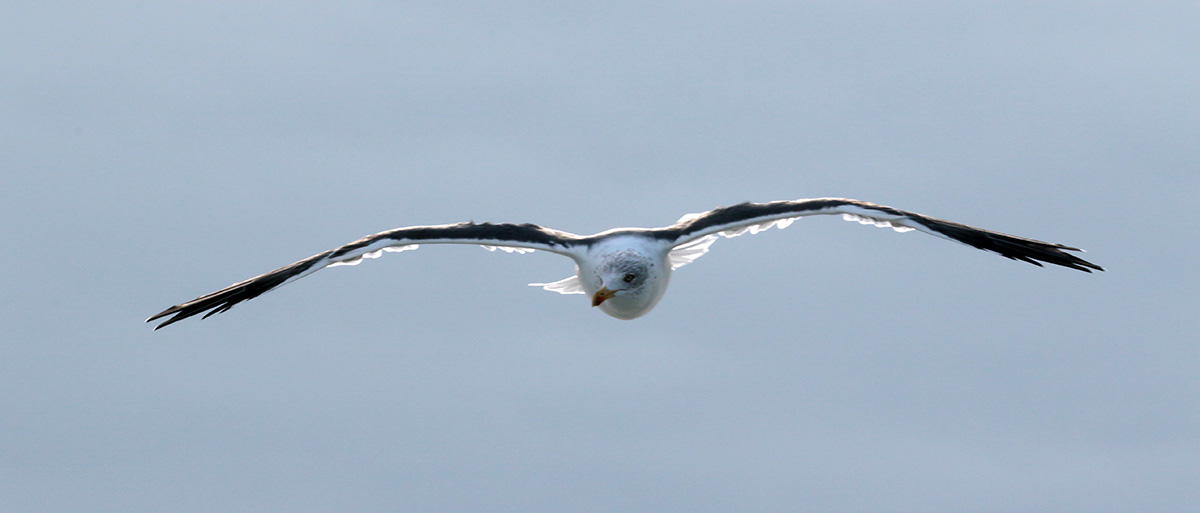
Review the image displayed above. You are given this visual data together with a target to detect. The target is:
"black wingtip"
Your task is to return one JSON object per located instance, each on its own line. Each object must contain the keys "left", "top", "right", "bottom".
{"left": 146, "top": 306, "right": 182, "bottom": 330}
{"left": 1058, "top": 245, "right": 1104, "bottom": 273}
{"left": 914, "top": 215, "right": 1104, "bottom": 274}
{"left": 147, "top": 311, "right": 178, "bottom": 330}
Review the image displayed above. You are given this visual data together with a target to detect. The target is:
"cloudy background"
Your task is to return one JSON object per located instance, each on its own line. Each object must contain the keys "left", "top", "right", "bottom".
{"left": 2, "top": 2, "right": 1197, "bottom": 511}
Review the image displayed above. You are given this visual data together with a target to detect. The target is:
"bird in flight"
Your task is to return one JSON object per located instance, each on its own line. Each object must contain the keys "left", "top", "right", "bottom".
{"left": 147, "top": 197, "right": 1102, "bottom": 329}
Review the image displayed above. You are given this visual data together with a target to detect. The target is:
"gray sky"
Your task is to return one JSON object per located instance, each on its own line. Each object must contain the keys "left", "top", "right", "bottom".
{"left": 2, "top": 2, "right": 1197, "bottom": 512}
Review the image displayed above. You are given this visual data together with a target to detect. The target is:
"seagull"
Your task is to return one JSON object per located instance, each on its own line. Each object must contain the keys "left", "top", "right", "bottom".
{"left": 147, "top": 197, "right": 1102, "bottom": 329}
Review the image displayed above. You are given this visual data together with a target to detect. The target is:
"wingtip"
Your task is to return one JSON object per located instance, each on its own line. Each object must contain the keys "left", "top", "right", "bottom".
{"left": 146, "top": 305, "right": 179, "bottom": 322}
{"left": 146, "top": 306, "right": 183, "bottom": 330}
{"left": 150, "top": 314, "right": 184, "bottom": 330}
{"left": 1061, "top": 245, "right": 1104, "bottom": 272}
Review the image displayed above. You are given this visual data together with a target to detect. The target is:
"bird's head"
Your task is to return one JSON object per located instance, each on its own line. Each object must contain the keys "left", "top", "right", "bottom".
{"left": 589, "top": 250, "right": 666, "bottom": 320}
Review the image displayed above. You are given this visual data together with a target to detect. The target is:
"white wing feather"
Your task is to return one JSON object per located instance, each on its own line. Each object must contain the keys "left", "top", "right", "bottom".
{"left": 667, "top": 235, "right": 718, "bottom": 270}
{"left": 481, "top": 245, "right": 537, "bottom": 254}
{"left": 529, "top": 268, "right": 585, "bottom": 295}
{"left": 328, "top": 244, "right": 419, "bottom": 267}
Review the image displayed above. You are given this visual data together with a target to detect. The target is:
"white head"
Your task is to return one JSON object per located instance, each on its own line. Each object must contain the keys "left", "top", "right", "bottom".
{"left": 585, "top": 247, "right": 669, "bottom": 320}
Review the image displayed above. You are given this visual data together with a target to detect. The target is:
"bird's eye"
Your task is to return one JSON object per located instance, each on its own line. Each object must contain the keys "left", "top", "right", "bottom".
{"left": 623, "top": 273, "right": 636, "bottom": 283}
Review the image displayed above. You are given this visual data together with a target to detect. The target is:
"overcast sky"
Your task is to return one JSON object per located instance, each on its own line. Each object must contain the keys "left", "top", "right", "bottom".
{"left": 2, "top": 2, "right": 1197, "bottom": 512}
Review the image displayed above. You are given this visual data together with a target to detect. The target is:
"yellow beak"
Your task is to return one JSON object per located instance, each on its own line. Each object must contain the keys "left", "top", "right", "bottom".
{"left": 592, "top": 286, "right": 617, "bottom": 307}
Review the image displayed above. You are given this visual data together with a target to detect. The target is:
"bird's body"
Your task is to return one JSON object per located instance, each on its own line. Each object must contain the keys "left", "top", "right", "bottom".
{"left": 148, "top": 198, "right": 1102, "bottom": 329}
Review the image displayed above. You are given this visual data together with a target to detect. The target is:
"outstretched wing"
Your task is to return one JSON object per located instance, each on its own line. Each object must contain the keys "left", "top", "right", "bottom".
{"left": 653, "top": 198, "right": 1103, "bottom": 272}
{"left": 147, "top": 222, "right": 584, "bottom": 329}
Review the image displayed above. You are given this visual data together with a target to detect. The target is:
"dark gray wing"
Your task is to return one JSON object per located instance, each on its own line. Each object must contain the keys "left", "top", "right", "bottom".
{"left": 653, "top": 198, "right": 1103, "bottom": 272}
{"left": 147, "top": 222, "right": 584, "bottom": 329}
